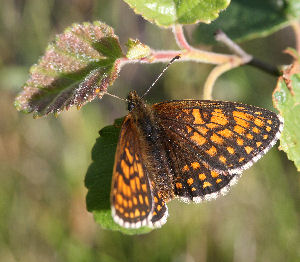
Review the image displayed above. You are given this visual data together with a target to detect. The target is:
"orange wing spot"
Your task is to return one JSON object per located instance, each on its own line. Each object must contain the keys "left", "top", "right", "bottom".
{"left": 130, "top": 179, "right": 136, "bottom": 193}
{"left": 227, "top": 147, "right": 235, "bottom": 154}
{"left": 256, "top": 142, "right": 262, "bottom": 147}
{"left": 116, "top": 194, "right": 123, "bottom": 205}
{"left": 142, "top": 184, "right": 147, "bottom": 192}
{"left": 125, "top": 212, "right": 129, "bottom": 218}
{"left": 121, "top": 160, "right": 130, "bottom": 179}
{"left": 119, "top": 207, "right": 124, "bottom": 214}
{"left": 191, "top": 162, "right": 200, "bottom": 169}
{"left": 145, "top": 196, "right": 149, "bottom": 206}
{"left": 254, "top": 111, "right": 262, "bottom": 115}
{"left": 133, "top": 197, "right": 138, "bottom": 205}
{"left": 135, "top": 177, "right": 141, "bottom": 190}
{"left": 192, "top": 109, "right": 205, "bottom": 124}
{"left": 206, "top": 123, "right": 219, "bottom": 129}
{"left": 267, "top": 120, "right": 272, "bottom": 125}
{"left": 210, "top": 133, "right": 224, "bottom": 144}
{"left": 203, "top": 162, "right": 209, "bottom": 169}
{"left": 211, "top": 110, "right": 228, "bottom": 126}
{"left": 245, "top": 146, "right": 253, "bottom": 154}
{"left": 233, "top": 111, "right": 253, "bottom": 121}
{"left": 234, "top": 125, "right": 246, "bottom": 134}
{"left": 203, "top": 181, "right": 212, "bottom": 188}
{"left": 152, "top": 211, "right": 157, "bottom": 216}
{"left": 182, "top": 165, "right": 189, "bottom": 172}
{"left": 219, "top": 155, "right": 227, "bottom": 164}
{"left": 186, "top": 125, "right": 192, "bottom": 133}
{"left": 211, "top": 170, "right": 219, "bottom": 178}
{"left": 216, "top": 178, "right": 222, "bottom": 183}
{"left": 130, "top": 212, "right": 134, "bottom": 218}
{"left": 117, "top": 175, "right": 123, "bottom": 191}
{"left": 191, "top": 187, "right": 196, "bottom": 191}
{"left": 236, "top": 107, "right": 245, "bottom": 110}
{"left": 137, "top": 163, "right": 144, "bottom": 177}
{"left": 122, "top": 182, "right": 131, "bottom": 197}
{"left": 135, "top": 209, "right": 140, "bottom": 217}
{"left": 246, "top": 133, "right": 253, "bottom": 140}
{"left": 252, "top": 127, "right": 260, "bottom": 133}
{"left": 142, "top": 211, "right": 146, "bottom": 216}
{"left": 196, "top": 126, "right": 209, "bottom": 135}
{"left": 263, "top": 134, "right": 268, "bottom": 140}
{"left": 187, "top": 178, "right": 194, "bottom": 186}
{"left": 266, "top": 126, "right": 272, "bottom": 132}
{"left": 237, "top": 138, "right": 244, "bottom": 146}
{"left": 254, "top": 118, "right": 264, "bottom": 127}
{"left": 154, "top": 196, "right": 158, "bottom": 203}
{"left": 206, "top": 146, "right": 217, "bottom": 157}
{"left": 123, "top": 199, "right": 128, "bottom": 208}
{"left": 235, "top": 118, "right": 250, "bottom": 128}
{"left": 129, "top": 166, "right": 134, "bottom": 175}
{"left": 128, "top": 200, "right": 133, "bottom": 209}
{"left": 239, "top": 157, "right": 245, "bottom": 162}
{"left": 135, "top": 154, "right": 139, "bottom": 161}
{"left": 217, "top": 128, "right": 233, "bottom": 138}
{"left": 199, "top": 173, "right": 206, "bottom": 180}
{"left": 191, "top": 132, "right": 207, "bottom": 146}
{"left": 176, "top": 182, "right": 183, "bottom": 189}
{"left": 139, "top": 194, "right": 144, "bottom": 204}
{"left": 125, "top": 147, "right": 133, "bottom": 163}
{"left": 157, "top": 205, "right": 162, "bottom": 211}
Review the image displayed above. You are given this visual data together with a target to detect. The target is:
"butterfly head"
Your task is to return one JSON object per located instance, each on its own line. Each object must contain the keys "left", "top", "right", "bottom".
{"left": 127, "top": 90, "right": 143, "bottom": 112}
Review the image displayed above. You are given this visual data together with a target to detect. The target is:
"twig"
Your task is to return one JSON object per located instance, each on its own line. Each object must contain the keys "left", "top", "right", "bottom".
{"left": 215, "top": 29, "right": 252, "bottom": 63}
{"left": 247, "top": 58, "right": 281, "bottom": 76}
{"left": 203, "top": 61, "right": 242, "bottom": 100}
{"left": 215, "top": 29, "right": 281, "bottom": 76}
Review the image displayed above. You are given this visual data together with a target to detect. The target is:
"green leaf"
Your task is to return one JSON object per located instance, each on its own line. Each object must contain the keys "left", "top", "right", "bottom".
{"left": 194, "top": 0, "right": 300, "bottom": 44}
{"left": 14, "top": 21, "right": 124, "bottom": 117}
{"left": 126, "top": 39, "right": 151, "bottom": 60}
{"left": 123, "top": 0, "right": 231, "bottom": 27}
{"left": 85, "top": 118, "right": 153, "bottom": 235}
{"left": 273, "top": 49, "right": 300, "bottom": 171}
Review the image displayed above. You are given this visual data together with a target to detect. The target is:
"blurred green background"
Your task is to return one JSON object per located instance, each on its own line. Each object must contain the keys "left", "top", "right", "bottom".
{"left": 1, "top": 0, "right": 300, "bottom": 261}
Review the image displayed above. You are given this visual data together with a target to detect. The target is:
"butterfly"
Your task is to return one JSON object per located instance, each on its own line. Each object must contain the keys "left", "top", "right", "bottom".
{"left": 110, "top": 90, "right": 283, "bottom": 229}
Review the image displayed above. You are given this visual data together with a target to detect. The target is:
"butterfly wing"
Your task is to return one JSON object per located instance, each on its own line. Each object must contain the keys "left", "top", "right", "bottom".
{"left": 111, "top": 115, "right": 154, "bottom": 228}
{"left": 152, "top": 100, "right": 283, "bottom": 201}
{"left": 153, "top": 100, "right": 283, "bottom": 174}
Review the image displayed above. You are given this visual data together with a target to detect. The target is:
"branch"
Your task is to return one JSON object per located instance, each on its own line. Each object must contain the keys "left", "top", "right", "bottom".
{"left": 215, "top": 29, "right": 281, "bottom": 76}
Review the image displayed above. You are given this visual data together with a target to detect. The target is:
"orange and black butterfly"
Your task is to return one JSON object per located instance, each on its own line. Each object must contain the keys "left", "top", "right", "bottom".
{"left": 110, "top": 90, "right": 283, "bottom": 229}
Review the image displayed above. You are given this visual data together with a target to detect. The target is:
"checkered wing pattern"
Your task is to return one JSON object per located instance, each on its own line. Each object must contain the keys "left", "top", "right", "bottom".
{"left": 111, "top": 116, "right": 153, "bottom": 229}
{"left": 150, "top": 186, "right": 168, "bottom": 227}
{"left": 153, "top": 100, "right": 283, "bottom": 175}
{"left": 153, "top": 100, "right": 283, "bottom": 201}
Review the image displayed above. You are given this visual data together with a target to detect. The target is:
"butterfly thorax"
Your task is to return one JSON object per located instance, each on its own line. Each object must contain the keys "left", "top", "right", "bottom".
{"left": 126, "top": 91, "right": 174, "bottom": 200}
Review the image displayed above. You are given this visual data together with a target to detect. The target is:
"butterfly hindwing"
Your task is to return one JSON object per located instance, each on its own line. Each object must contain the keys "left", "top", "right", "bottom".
{"left": 111, "top": 116, "right": 153, "bottom": 228}
{"left": 160, "top": 127, "right": 238, "bottom": 202}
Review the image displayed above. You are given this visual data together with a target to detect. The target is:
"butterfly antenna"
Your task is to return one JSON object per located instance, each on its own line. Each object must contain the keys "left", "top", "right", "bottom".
{"left": 141, "top": 55, "right": 181, "bottom": 99}
{"left": 105, "top": 92, "right": 128, "bottom": 102}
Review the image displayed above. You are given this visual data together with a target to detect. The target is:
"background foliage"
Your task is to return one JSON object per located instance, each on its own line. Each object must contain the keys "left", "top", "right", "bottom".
{"left": 1, "top": 0, "right": 300, "bottom": 261}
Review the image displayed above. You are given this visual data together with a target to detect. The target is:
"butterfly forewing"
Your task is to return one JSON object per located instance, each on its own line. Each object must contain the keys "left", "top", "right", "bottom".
{"left": 153, "top": 100, "right": 283, "bottom": 175}
{"left": 111, "top": 116, "right": 153, "bottom": 228}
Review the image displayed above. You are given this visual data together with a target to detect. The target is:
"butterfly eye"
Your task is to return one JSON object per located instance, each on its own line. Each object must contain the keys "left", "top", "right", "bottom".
{"left": 128, "top": 102, "right": 135, "bottom": 111}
